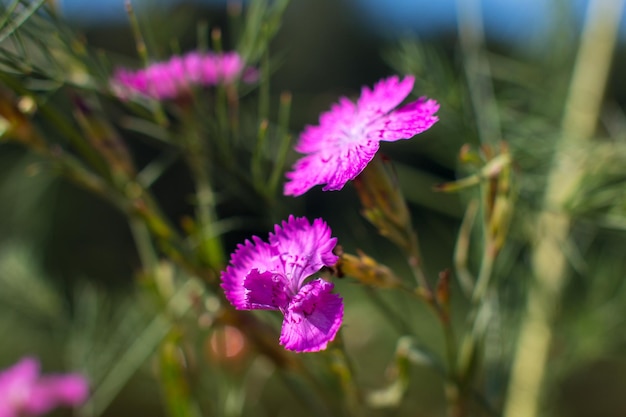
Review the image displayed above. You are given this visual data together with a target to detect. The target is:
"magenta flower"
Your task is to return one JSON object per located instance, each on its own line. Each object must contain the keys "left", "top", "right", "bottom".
{"left": 0, "top": 357, "right": 88, "bottom": 417}
{"left": 111, "top": 51, "right": 257, "bottom": 100}
{"left": 284, "top": 75, "right": 439, "bottom": 196}
{"left": 221, "top": 216, "right": 343, "bottom": 352}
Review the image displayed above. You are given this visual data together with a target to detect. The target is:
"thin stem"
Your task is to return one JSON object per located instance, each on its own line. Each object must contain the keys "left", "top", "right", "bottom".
{"left": 124, "top": 0, "right": 168, "bottom": 127}
{"left": 358, "top": 155, "right": 462, "bottom": 415}
{"left": 251, "top": 119, "right": 269, "bottom": 191}
{"left": 128, "top": 217, "right": 159, "bottom": 272}
{"left": 194, "top": 162, "right": 225, "bottom": 268}
{"left": 0, "top": 0, "right": 47, "bottom": 44}
{"left": 180, "top": 111, "right": 226, "bottom": 270}
{"left": 405, "top": 229, "right": 432, "bottom": 295}
{"left": 456, "top": 0, "right": 501, "bottom": 146}
{"left": 454, "top": 199, "right": 479, "bottom": 297}
{"left": 268, "top": 91, "right": 293, "bottom": 196}
{"left": 455, "top": 243, "right": 496, "bottom": 405}
{"left": 471, "top": 242, "right": 496, "bottom": 305}
{"left": 331, "top": 335, "right": 363, "bottom": 417}
{"left": 403, "top": 237, "right": 461, "bottom": 416}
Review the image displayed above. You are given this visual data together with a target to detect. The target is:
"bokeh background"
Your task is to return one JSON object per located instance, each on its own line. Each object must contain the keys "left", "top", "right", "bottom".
{"left": 2, "top": 0, "right": 626, "bottom": 416}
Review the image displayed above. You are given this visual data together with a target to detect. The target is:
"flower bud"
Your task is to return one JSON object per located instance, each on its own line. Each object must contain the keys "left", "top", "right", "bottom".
{"left": 353, "top": 154, "right": 413, "bottom": 251}
{"left": 336, "top": 251, "right": 404, "bottom": 289}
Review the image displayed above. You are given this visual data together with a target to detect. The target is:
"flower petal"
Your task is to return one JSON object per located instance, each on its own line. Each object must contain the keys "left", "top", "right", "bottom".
{"left": 356, "top": 75, "right": 415, "bottom": 119}
{"left": 25, "top": 374, "right": 89, "bottom": 415}
{"left": 221, "top": 236, "right": 283, "bottom": 309}
{"left": 183, "top": 52, "right": 205, "bottom": 83}
{"left": 294, "top": 98, "right": 357, "bottom": 154}
{"left": 218, "top": 52, "right": 245, "bottom": 83}
{"left": 284, "top": 75, "right": 437, "bottom": 196}
{"left": 111, "top": 50, "right": 254, "bottom": 100}
{"left": 243, "top": 269, "right": 291, "bottom": 310}
{"left": 284, "top": 138, "right": 380, "bottom": 196}
{"left": 368, "top": 98, "right": 440, "bottom": 142}
{"left": 0, "top": 358, "right": 88, "bottom": 417}
{"left": 0, "top": 358, "right": 38, "bottom": 417}
{"left": 0, "top": 356, "right": 39, "bottom": 387}
{"left": 279, "top": 279, "right": 343, "bottom": 352}
{"left": 268, "top": 216, "right": 339, "bottom": 290}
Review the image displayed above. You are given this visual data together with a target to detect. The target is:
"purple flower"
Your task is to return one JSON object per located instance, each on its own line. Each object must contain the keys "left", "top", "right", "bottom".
{"left": 0, "top": 357, "right": 89, "bottom": 417}
{"left": 111, "top": 51, "right": 257, "bottom": 100}
{"left": 284, "top": 75, "right": 439, "bottom": 196}
{"left": 221, "top": 216, "right": 343, "bottom": 352}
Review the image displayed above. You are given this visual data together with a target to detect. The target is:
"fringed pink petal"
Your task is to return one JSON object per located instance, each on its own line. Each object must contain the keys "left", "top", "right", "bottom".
{"left": 284, "top": 138, "right": 380, "bottom": 196}
{"left": 279, "top": 279, "right": 343, "bottom": 352}
{"left": 221, "top": 236, "right": 282, "bottom": 309}
{"left": 295, "top": 98, "right": 358, "bottom": 154}
{"left": 268, "top": 216, "right": 338, "bottom": 289}
{"left": 243, "top": 269, "right": 291, "bottom": 310}
{"left": 356, "top": 75, "right": 415, "bottom": 118}
{"left": 368, "top": 98, "right": 440, "bottom": 142}
{"left": 284, "top": 75, "right": 438, "bottom": 196}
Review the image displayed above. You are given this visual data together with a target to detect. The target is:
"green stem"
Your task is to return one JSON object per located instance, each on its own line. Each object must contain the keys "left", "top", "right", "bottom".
{"left": 180, "top": 112, "right": 226, "bottom": 270}
{"left": 0, "top": 0, "right": 47, "bottom": 44}
{"left": 397, "top": 205, "right": 462, "bottom": 417}
{"left": 159, "top": 332, "right": 201, "bottom": 417}
{"left": 194, "top": 164, "right": 225, "bottom": 268}
{"left": 405, "top": 230, "right": 432, "bottom": 295}
{"left": 471, "top": 242, "right": 496, "bottom": 305}
{"left": 454, "top": 199, "right": 479, "bottom": 297}
{"left": 331, "top": 335, "right": 362, "bottom": 417}
{"left": 455, "top": 0, "right": 501, "bottom": 146}
{"left": 129, "top": 217, "right": 160, "bottom": 272}
{"left": 357, "top": 155, "right": 462, "bottom": 415}
{"left": 124, "top": 0, "right": 168, "bottom": 127}
{"left": 268, "top": 92, "right": 292, "bottom": 196}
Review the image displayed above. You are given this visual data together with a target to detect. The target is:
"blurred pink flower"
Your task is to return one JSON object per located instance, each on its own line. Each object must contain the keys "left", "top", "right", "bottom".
{"left": 0, "top": 357, "right": 88, "bottom": 417}
{"left": 221, "top": 215, "right": 342, "bottom": 352}
{"left": 111, "top": 51, "right": 257, "bottom": 100}
{"left": 284, "top": 75, "right": 439, "bottom": 196}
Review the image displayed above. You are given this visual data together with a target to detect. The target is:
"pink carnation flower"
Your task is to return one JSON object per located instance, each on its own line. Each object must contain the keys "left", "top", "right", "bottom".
{"left": 0, "top": 357, "right": 89, "bottom": 417}
{"left": 284, "top": 75, "right": 439, "bottom": 196}
{"left": 221, "top": 215, "right": 342, "bottom": 352}
{"left": 111, "top": 51, "right": 257, "bottom": 100}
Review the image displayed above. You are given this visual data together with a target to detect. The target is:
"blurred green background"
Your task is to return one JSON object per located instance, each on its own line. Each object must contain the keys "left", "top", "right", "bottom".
{"left": 2, "top": 0, "right": 626, "bottom": 416}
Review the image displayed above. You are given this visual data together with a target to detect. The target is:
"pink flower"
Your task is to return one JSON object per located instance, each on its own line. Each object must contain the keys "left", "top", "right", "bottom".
{"left": 221, "top": 215, "right": 343, "bottom": 352}
{"left": 111, "top": 51, "right": 256, "bottom": 100}
{"left": 0, "top": 357, "right": 89, "bottom": 417}
{"left": 284, "top": 75, "right": 439, "bottom": 196}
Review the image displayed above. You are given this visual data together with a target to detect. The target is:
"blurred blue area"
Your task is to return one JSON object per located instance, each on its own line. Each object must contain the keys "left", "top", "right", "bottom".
{"left": 57, "top": 0, "right": 223, "bottom": 23}
{"left": 351, "top": 0, "right": 626, "bottom": 42}
{"left": 57, "top": 0, "right": 626, "bottom": 44}
{"left": 57, "top": 0, "right": 127, "bottom": 22}
{"left": 349, "top": 0, "right": 459, "bottom": 37}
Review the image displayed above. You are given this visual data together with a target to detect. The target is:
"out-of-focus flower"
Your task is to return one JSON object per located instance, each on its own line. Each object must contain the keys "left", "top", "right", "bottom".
{"left": 0, "top": 357, "right": 89, "bottom": 417}
{"left": 110, "top": 51, "right": 258, "bottom": 100}
{"left": 221, "top": 215, "right": 343, "bottom": 352}
{"left": 284, "top": 75, "right": 439, "bottom": 196}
